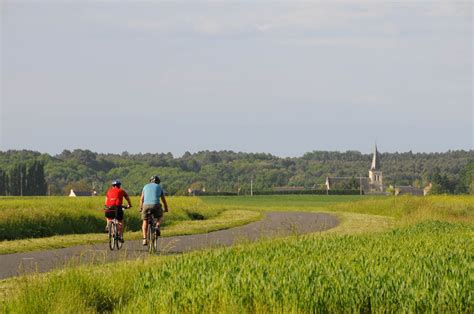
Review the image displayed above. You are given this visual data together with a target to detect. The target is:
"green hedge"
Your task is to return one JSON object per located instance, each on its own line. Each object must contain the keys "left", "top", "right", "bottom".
{"left": 255, "top": 189, "right": 362, "bottom": 195}
{"left": 195, "top": 190, "right": 362, "bottom": 196}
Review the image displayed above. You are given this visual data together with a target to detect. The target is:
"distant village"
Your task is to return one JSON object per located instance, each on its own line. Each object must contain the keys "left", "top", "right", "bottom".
{"left": 69, "top": 145, "right": 433, "bottom": 197}
{"left": 325, "top": 145, "right": 432, "bottom": 196}
{"left": 271, "top": 145, "right": 432, "bottom": 197}
{"left": 174, "top": 145, "right": 437, "bottom": 197}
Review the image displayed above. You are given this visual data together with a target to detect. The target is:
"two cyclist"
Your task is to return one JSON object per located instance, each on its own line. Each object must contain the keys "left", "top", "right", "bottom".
{"left": 104, "top": 180, "right": 132, "bottom": 243}
{"left": 140, "top": 175, "right": 169, "bottom": 246}
{"left": 103, "top": 176, "right": 168, "bottom": 246}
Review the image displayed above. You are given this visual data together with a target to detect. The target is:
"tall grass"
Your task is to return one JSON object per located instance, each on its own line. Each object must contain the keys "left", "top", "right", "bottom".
{"left": 1, "top": 195, "right": 472, "bottom": 312}
{"left": 327, "top": 195, "right": 473, "bottom": 224}
{"left": 3, "top": 221, "right": 471, "bottom": 312}
{"left": 0, "top": 196, "right": 221, "bottom": 240}
{"left": 5, "top": 195, "right": 469, "bottom": 241}
{"left": 203, "top": 195, "right": 474, "bottom": 223}
{"left": 0, "top": 209, "right": 262, "bottom": 254}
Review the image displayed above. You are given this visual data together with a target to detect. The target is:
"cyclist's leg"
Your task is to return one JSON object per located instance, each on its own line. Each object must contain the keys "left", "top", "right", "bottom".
{"left": 141, "top": 206, "right": 150, "bottom": 244}
{"left": 117, "top": 220, "right": 122, "bottom": 234}
{"left": 118, "top": 221, "right": 123, "bottom": 238}
{"left": 142, "top": 219, "right": 148, "bottom": 240}
{"left": 117, "top": 207, "right": 124, "bottom": 238}
{"left": 104, "top": 207, "right": 116, "bottom": 232}
{"left": 156, "top": 204, "right": 164, "bottom": 227}
{"left": 152, "top": 204, "right": 163, "bottom": 236}
{"left": 104, "top": 218, "right": 109, "bottom": 232}
{"left": 104, "top": 218, "right": 112, "bottom": 234}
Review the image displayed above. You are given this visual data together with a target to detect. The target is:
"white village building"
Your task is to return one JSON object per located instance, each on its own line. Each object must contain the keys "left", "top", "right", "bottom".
{"left": 325, "top": 145, "right": 384, "bottom": 194}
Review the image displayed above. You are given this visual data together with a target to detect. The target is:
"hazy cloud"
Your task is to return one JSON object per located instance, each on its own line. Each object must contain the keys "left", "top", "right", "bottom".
{"left": 1, "top": 1, "right": 472, "bottom": 155}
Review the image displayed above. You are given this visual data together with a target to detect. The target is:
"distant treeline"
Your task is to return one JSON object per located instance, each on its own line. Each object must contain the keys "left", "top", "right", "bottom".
{"left": 0, "top": 149, "right": 472, "bottom": 196}
{"left": 0, "top": 160, "right": 47, "bottom": 196}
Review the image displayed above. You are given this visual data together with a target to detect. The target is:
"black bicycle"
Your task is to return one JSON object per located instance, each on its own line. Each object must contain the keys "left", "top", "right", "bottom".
{"left": 146, "top": 214, "right": 160, "bottom": 254}
{"left": 105, "top": 205, "right": 129, "bottom": 251}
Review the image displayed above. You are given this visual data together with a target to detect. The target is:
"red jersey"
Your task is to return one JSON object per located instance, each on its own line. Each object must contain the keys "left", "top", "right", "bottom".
{"left": 105, "top": 187, "right": 128, "bottom": 206}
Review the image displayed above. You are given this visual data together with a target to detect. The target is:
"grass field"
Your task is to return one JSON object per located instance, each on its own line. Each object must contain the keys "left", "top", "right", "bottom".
{"left": 0, "top": 196, "right": 218, "bottom": 240}
{"left": 0, "top": 196, "right": 262, "bottom": 254}
{"left": 1, "top": 195, "right": 473, "bottom": 312}
{"left": 202, "top": 195, "right": 473, "bottom": 223}
{"left": 0, "top": 195, "right": 378, "bottom": 253}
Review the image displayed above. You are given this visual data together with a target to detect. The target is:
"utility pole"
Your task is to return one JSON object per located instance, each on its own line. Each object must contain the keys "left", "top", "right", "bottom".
{"left": 359, "top": 175, "right": 362, "bottom": 196}
{"left": 237, "top": 176, "right": 241, "bottom": 195}
{"left": 250, "top": 175, "right": 253, "bottom": 197}
{"left": 20, "top": 171, "right": 23, "bottom": 197}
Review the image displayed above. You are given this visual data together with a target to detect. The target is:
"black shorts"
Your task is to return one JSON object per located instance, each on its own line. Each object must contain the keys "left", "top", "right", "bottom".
{"left": 104, "top": 206, "right": 124, "bottom": 221}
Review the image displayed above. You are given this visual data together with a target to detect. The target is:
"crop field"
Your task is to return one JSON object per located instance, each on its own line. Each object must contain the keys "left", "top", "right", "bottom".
{"left": 1, "top": 195, "right": 473, "bottom": 312}
{"left": 0, "top": 196, "right": 261, "bottom": 254}
{"left": 0, "top": 196, "right": 219, "bottom": 240}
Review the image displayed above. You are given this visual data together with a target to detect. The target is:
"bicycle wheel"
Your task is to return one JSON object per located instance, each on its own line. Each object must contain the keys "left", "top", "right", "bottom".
{"left": 108, "top": 221, "right": 114, "bottom": 251}
{"left": 153, "top": 227, "right": 159, "bottom": 253}
{"left": 114, "top": 222, "right": 122, "bottom": 250}
{"left": 147, "top": 223, "right": 155, "bottom": 254}
{"left": 112, "top": 222, "right": 118, "bottom": 250}
{"left": 117, "top": 227, "right": 123, "bottom": 250}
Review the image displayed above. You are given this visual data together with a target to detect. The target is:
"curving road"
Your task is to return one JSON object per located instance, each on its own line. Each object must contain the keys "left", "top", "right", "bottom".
{"left": 0, "top": 212, "right": 338, "bottom": 280}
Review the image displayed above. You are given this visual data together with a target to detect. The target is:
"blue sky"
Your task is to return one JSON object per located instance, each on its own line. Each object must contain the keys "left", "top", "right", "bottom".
{"left": 1, "top": 1, "right": 472, "bottom": 156}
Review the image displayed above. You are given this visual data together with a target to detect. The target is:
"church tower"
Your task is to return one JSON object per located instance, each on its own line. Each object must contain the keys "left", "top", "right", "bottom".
{"left": 368, "top": 145, "right": 384, "bottom": 192}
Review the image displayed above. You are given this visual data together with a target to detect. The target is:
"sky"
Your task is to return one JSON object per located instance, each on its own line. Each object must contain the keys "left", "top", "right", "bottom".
{"left": 0, "top": 0, "right": 472, "bottom": 157}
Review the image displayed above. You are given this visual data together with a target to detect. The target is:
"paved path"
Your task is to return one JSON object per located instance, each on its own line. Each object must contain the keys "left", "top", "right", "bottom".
{"left": 0, "top": 212, "right": 338, "bottom": 280}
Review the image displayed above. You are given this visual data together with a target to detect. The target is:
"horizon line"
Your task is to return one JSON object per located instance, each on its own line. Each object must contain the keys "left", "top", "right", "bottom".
{"left": 1, "top": 147, "right": 472, "bottom": 159}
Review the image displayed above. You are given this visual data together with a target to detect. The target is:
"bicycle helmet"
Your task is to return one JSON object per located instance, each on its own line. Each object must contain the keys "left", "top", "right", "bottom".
{"left": 150, "top": 175, "right": 161, "bottom": 184}
{"left": 112, "top": 179, "right": 122, "bottom": 187}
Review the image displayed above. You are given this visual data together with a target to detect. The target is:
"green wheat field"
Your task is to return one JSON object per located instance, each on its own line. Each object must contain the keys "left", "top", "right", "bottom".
{"left": 1, "top": 195, "right": 472, "bottom": 312}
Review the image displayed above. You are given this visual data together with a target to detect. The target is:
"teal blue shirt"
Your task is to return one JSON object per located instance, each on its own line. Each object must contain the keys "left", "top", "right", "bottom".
{"left": 142, "top": 183, "right": 163, "bottom": 205}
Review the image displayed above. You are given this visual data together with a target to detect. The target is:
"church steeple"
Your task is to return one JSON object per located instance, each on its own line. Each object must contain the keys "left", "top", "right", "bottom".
{"left": 370, "top": 144, "right": 381, "bottom": 171}
{"left": 368, "top": 144, "right": 383, "bottom": 192}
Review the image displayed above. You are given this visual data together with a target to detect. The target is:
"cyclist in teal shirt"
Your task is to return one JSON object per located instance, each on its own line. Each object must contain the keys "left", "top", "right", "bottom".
{"left": 139, "top": 175, "right": 169, "bottom": 245}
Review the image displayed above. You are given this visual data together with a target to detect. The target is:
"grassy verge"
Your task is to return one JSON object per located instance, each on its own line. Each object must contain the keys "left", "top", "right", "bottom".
{"left": 0, "top": 196, "right": 223, "bottom": 241}
{"left": 202, "top": 195, "right": 473, "bottom": 223}
{"left": 2, "top": 220, "right": 471, "bottom": 312}
{"left": 1, "top": 195, "right": 472, "bottom": 311}
{"left": 326, "top": 212, "right": 395, "bottom": 235}
{"left": 0, "top": 210, "right": 262, "bottom": 254}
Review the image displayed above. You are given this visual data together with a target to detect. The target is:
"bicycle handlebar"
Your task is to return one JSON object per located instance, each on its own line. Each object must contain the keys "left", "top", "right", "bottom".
{"left": 104, "top": 205, "right": 132, "bottom": 211}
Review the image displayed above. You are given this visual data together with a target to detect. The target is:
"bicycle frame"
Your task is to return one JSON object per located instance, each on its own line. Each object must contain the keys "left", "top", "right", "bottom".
{"left": 146, "top": 215, "right": 159, "bottom": 254}
{"left": 106, "top": 208, "right": 123, "bottom": 251}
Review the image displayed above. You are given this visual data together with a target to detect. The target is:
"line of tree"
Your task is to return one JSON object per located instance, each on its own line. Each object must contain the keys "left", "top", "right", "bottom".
{"left": 0, "top": 149, "right": 472, "bottom": 196}
{"left": 0, "top": 159, "right": 47, "bottom": 196}
{"left": 430, "top": 162, "right": 474, "bottom": 195}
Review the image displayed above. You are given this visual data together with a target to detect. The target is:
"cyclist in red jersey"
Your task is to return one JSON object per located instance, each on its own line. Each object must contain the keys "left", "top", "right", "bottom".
{"left": 104, "top": 179, "right": 132, "bottom": 242}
